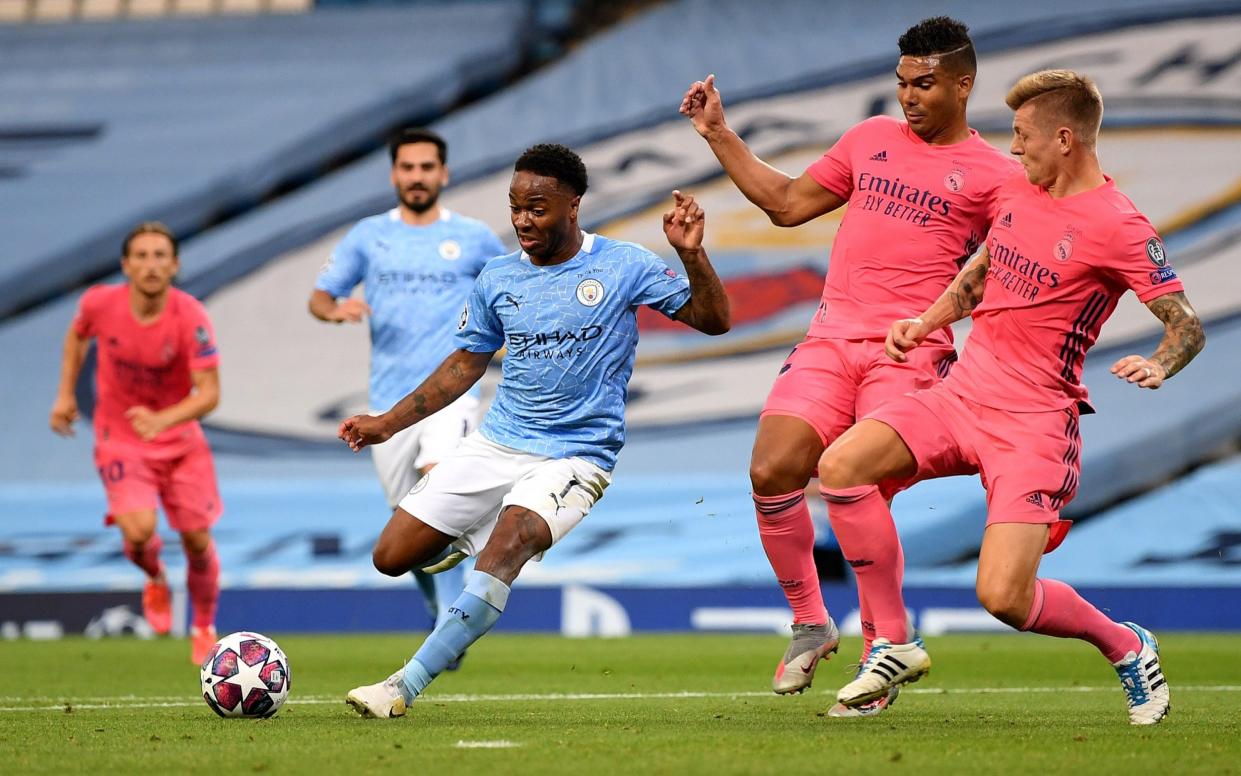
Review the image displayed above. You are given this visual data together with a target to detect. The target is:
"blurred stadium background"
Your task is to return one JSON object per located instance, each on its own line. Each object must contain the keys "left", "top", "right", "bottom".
{"left": 2, "top": 0, "right": 1240, "bottom": 642}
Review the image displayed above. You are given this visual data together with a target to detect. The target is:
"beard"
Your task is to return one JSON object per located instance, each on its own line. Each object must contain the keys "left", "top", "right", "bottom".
{"left": 399, "top": 185, "right": 441, "bottom": 214}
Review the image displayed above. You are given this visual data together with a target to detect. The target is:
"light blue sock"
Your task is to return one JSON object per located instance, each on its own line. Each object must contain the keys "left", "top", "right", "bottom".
{"left": 431, "top": 561, "right": 467, "bottom": 629}
{"left": 400, "top": 570, "right": 510, "bottom": 702}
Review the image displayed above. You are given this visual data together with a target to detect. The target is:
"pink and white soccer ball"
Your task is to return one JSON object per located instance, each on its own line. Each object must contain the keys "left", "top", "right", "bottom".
{"left": 199, "top": 631, "right": 290, "bottom": 718}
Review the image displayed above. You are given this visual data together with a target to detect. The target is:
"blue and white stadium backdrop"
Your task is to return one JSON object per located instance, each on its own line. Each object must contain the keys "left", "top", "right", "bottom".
{"left": 4, "top": 4, "right": 1241, "bottom": 637}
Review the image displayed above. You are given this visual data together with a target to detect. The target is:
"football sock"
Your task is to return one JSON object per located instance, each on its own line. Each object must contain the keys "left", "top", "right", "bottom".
{"left": 753, "top": 491, "right": 828, "bottom": 624}
{"left": 411, "top": 569, "right": 438, "bottom": 623}
{"left": 430, "top": 562, "right": 467, "bottom": 629}
{"left": 186, "top": 540, "right": 220, "bottom": 629}
{"left": 401, "top": 570, "right": 510, "bottom": 702}
{"left": 821, "top": 484, "right": 908, "bottom": 643}
{"left": 124, "top": 533, "right": 164, "bottom": 580}
{"left": 1021, "top": 578, "right": 1141, "bottom": 663}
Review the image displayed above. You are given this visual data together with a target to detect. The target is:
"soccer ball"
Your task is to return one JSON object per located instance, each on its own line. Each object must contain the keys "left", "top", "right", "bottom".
{"left": 199, "top": 631, "right": 290, "bottom": 718}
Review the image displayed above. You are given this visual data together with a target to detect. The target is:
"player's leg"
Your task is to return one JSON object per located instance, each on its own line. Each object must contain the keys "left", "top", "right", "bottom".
{"left": 160, "top": 442, "right": 225, "bottom": 663}
{"left": 751, "top": 339, "right": 857, "bottom": 693}
{"left": 819, "top": 418, "right": 932, "bottom": 706}
{"left": 96, "top": 446, "right": 171, "bottom": 634}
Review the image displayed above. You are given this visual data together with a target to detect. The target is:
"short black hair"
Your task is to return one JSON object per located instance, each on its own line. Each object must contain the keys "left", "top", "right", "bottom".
{"left": 389, "top": 127, "right": 447, "bottom": 164}
{"left": 898, "top": 16, "right": 976, "bottom": 76}
{"left": 513, "top": 143, "right": 588, "bottom": 196}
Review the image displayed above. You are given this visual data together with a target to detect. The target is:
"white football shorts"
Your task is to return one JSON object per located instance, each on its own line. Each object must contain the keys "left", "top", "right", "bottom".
{"left": 397, "top": 431, "right": 611, "bottom": 559}
{"left": 370, "top": 394, "right": 481, "bottom": 508}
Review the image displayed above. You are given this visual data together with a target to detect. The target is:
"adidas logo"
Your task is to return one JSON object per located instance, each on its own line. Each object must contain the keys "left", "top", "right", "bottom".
{"left": 869, "top": 150, "right": 888, "bottom": 162}
{"left": 1025, "top": 492, "right": 1045, "bottom": 508}
{"left": 999, "top": 212, "right": 1013, "bottom": 228}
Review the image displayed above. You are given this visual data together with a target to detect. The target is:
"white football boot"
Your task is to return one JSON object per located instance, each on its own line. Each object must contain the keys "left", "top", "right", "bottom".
{"left": 1113, "top": 622, "right": 1170, "bottom": 725}
{"left": 835, "top": 637, "right": 931, "bottom": 708}
{"left": 828, "top": 614, "right": 919, "bottom": 717}
{"left": 772, "top": 619, "right": 840, "bottom": 694}
{"left": 346, "top": 669, "right": 408, "bottom": 719}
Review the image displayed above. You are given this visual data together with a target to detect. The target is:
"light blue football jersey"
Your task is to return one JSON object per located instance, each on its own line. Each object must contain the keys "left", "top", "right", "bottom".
{"left": 316, "top": 208, "right": 505, "bottom": 411}
{"left": 456, "top": 232, "right": 692, "bottom": 471}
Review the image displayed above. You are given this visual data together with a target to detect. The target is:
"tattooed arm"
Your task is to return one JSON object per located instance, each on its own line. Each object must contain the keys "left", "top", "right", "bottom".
{"left": 338, "top": 349, "right": 494, "bottom": 451}
{"left": 1109, "top": 291, "right": 1205, "bottom": 389}
{"left": 885, "top": 245, "right": 990, "bottom": 362}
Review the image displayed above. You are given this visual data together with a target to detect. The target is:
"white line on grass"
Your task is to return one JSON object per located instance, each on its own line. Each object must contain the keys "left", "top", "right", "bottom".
{"left": 1, "top": 685, "right": 1238, "bottom": 712}
{"left": 454, "top": 740, "right": 521, "bottom": 749}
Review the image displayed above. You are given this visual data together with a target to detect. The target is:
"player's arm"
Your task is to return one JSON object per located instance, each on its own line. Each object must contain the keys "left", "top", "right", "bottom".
{"left": 885, "top": 246, "right": 991, "bottom": 362}
{"left": 308, "top": 288, "right": 370, "bottom": 324}
{"left": 1110, "top": 291, "right": 1205, "bottom": 389}
{"left": 664, "top": 192, "right": 730, "bottom": 335}
{"left": 339, "top": 349, "right": 493, "bottom": 451}
{"left": 680, "top": 75, "right": 846, "bottom": 226}
{"left": 126, "top": 368, "right": 221, "bottom": 441}
{"left": 50, "top": 325, "right": 90, "bottom": 436}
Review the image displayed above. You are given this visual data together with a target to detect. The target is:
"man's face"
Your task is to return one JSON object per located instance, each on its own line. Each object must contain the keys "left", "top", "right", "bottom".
{"left": 121, "top": 232, "right": 179, "bottom": 296}
{"left": 391, "top": 142, "right": 448, "bottom": 214}
{"left": 1010, "top": 103, "right": 1063, "bottom": 187}
{"left": 895, "top": 55, "right": 971, "bottom": 140}
{"left": 508, "top": 170, "right": 579, "bottom": 261}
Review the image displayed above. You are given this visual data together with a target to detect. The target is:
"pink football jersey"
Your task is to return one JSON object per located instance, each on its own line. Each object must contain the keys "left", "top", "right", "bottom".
{"left": 806, "top": 115, "right": 1020, "bottom": 343}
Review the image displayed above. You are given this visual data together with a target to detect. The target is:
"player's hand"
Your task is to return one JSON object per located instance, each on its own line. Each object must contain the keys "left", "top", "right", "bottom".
{"left": 679, "top": 74, "right": 727, "bottom": 138}
{"left": 663, "top": 191, "right": 705, "bottom": 252}
{"left": 125, "top": 406, "right": 169, "bottom": 441}
{"left": 338, "top": 413, "right": 394, "bottom": 452}
{"left": 885, "top": 318, "right": 929, "bottom": 362}
{"left": 327, "top": 298, "right": 370, "bottom": 324}
{"left": 50, "top": 395, "right": 79, "bottom": 437}
{"left": 1110, "top": 354, "right": 1166, "bottom": 390}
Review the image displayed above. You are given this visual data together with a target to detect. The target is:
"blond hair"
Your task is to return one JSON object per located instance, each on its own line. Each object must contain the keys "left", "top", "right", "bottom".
{"left": 122, "top": 221, "right": 178, "bottom": 257}
{"left": 1005, "top": 69, "right": 1103, "bottom": 145}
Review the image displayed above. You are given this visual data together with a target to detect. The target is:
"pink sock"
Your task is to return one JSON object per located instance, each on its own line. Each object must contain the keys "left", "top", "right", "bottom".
{"left": 186, "top": 540, "right": 220, "bottom": 629}
{"left": 858, "top": 594, "right": 876, "bottom": 657}
{"left": 821, "top": 484, "right": 908, "bottom": 643}
{"left": 1022, "top": 578, "right": 1140, "bottom": 663}
{"left": 123, "top": 533, "right": 164, "bottom": 579}
{"left": 754, "top": 491, "right": 827, "bottom": 624}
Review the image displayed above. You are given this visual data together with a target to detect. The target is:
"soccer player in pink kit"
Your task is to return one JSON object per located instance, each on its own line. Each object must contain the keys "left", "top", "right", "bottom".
{"left": 681, "top": 17, "right": 1018, "bottom": 711}
{"left": 50, "top": 222, "right": 225, "bottom": 664}
{"left": 818, "top": 70, "right": 1204, "bottom": 725}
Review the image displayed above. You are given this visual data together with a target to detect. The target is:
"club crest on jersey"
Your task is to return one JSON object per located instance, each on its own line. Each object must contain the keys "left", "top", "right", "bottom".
{"left": 576, "top": 279, "right": 605, "bottom": 307}
{"left": 1053, "top": 226, "right": 1082, "bottom": 262}
{"left": 943, "top": 168, "right": 965, "bottom": 193}
{"left": 438, "top": 240, "right": 462, "bottom": 261}
{"left": 1145, "top": 237, "right": 1167, "bottom": 267}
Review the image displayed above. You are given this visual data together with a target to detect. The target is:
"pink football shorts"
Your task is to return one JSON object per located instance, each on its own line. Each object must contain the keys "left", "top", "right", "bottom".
{"left": 94, "top": 439, "right": 222, "bottom": 532}
{"left": 762, "top": 336, "right": 956, "bottom": 446}
{"left": 868, "top": 381, "right": 1078, "bottom": 552}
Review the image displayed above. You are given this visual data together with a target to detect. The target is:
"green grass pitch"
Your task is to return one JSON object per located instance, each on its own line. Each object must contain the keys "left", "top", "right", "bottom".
{"left": 2, "top": 632, "right": 1239, "bottom": 774}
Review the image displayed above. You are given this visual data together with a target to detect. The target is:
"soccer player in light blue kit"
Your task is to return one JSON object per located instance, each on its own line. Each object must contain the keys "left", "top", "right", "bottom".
{"left": 340, "top": 144, "right": 731, "bottom": 718}
{"left": 308, "top": 128, "right": 505, "bottom": 647}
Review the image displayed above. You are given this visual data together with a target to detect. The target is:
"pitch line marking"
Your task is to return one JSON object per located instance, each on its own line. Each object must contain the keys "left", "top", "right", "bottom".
{"left": 0, "top": 685, "right": 1238, "bottom": 712}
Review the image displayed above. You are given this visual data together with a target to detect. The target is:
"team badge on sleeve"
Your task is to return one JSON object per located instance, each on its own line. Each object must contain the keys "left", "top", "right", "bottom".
{"left": 195, "top": 326, "right": 211, "bottom": 345}
{"left": 576, "top": 279, "right": 604, "bottom": 307}
{"left": 458, "top": 305, "right": 469, "bottom": 330}
{"left": 1145, "top": 237, "right": 1167, "bottom": 267}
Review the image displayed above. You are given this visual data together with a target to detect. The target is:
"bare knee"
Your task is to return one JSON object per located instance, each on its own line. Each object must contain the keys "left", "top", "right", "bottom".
{"left": 475, "top": 508, "right": 550, "bottom": 585}
{"left": 976, "top": 579, "right": 1032, "bottom": 629}
{"left": 372, "top": 542, "right": 410, "bottom": 577}
{"left": 180, "top": 531, "right": 211, "bottom": 556}
{"left": 749, "top": 458, "right": 810, "bottom": 496}
{"left": 817, "top": 446, "right": 866, "bottom": 491}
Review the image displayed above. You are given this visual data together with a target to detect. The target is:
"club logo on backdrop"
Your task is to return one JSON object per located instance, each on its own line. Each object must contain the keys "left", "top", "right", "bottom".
{"left": 439, "top": 240, "right": 462, "bottom": 261}
{"left": 1146, "top": 237, "right": 1167, "bottom": 267}
{"left": 576, "top": 279, "right": 605, "bottom": 307}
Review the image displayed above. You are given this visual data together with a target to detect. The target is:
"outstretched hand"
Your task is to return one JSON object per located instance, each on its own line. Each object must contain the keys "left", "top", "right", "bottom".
{"left": 338, "top": 413, "right": 394, "bottom": 452}
{"left": 327, "top": 297, "right": 370, "bottom": 324}
{"left": 679, "top": 74, "right": 726, "bottom": 138}
{"left": 663, "top": 191, "right": 705, "bottom": 252}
